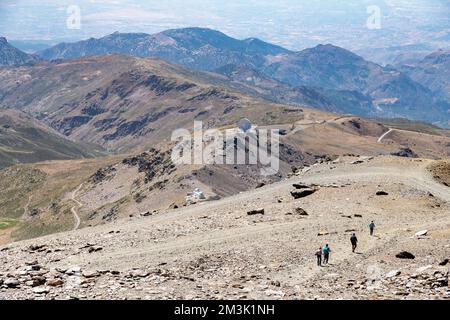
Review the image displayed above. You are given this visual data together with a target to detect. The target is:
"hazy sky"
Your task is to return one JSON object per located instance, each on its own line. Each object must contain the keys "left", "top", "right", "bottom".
{"left": 0, "top": 0, "right": 449, "bottom": 51}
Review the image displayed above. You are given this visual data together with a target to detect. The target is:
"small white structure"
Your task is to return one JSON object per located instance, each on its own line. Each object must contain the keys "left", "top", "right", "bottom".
{"left": 192, "top": 188, "right": 206, "bottom": 200}
{"left": 185, "top": 188, "right": 206, "bottom": 205}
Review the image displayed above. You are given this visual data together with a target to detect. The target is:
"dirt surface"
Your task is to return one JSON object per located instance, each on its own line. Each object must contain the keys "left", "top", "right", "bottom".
{"left": 429, "top": 161, "right": 450, "bottom": 187}
{"left": 1, "top": 156, "right": 449, "bottom": 300}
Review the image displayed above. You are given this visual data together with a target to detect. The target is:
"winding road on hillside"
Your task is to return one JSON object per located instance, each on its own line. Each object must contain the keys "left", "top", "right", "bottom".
{"left": 377, "top": 128, "right": 394, "bottom": 143}
{"left": 70, "top": 184, "right": 83, "bottom": 230}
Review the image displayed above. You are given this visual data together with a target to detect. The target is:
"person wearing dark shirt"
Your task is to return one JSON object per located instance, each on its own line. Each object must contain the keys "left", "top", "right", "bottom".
{"left": 350, "top": 233, "right": 358, "bottom": 252}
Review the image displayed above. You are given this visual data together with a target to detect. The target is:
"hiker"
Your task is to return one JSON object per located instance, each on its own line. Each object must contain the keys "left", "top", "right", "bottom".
{"left": 350, "top": 233, "right": 358, "bottom": 252}
{"left": 315, "top": 247, "right": 322, "bottom": 266}
{"left": 369, "top": 221, "right": 375, "bottom": 236}
{"left": 322, "top": 244, "right": 331, "bottom": 264}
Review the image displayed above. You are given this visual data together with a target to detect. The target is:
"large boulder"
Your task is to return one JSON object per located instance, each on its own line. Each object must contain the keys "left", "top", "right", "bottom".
{"left": 247, "top": 208, "right": 265, "bottom": 215}
{"left": 415, "top": 230, "right": 428, "bottom": 237}
{"left": 294, "top": 208, "right": 308, "bottom": 216}
{"left": 290, "top": 188, "right": 316, "bottom": 199}
{"left": 82, "top": 270, "right": 100, "bottom": 278}
{"left": 439, "top": 259, "right": 449, "bottom": 266}
{"left": 385, "top": 270, "right": 401, "bottom": 278}
{"left": 292, "top": 183, "right": 312, "bottom": 189}
{"left": 4, "top": 278, "right": 20, "bottom": 288}
{"left": 391, "top": 148, "right": 418, "bottom": 158}
{"left": 33, "top": 287, "right": 49, "bottom": 294}
{"left": 396, "top": 251, "right": 415, "bottom": 259}
{"left": 47, "top": 279, "right": 64, "bottom": 287}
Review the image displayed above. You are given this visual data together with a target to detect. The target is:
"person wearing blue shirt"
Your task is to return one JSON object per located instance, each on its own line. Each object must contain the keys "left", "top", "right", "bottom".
{"left": 322, "top": 244, "right": 331, "bottom": 264}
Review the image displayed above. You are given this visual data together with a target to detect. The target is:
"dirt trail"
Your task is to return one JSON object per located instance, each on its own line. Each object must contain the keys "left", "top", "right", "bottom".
{"left": 63, "top": 158, "right": 450, "bottom": 273}
{"left": 377, "top": 128, "right": 394, "bottom": 143}
{"left": 22, "top": 195, "right": 32, "bottom": 218}
{"left": 70, "top": 184, "right": 83, "bottom": 230}
{"left": 2, "top": 157, "right": 449, "bottom": 299}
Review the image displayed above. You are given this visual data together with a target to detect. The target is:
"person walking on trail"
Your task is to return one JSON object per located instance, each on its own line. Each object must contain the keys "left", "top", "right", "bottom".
{"left": 315, "top": 247, "right": 322, "bottom": 266}
{"left": 322, "top": 244, "right": 331, "bottom": 264}
{"left": 350, "top": 233, "right": 358, "bottom": 253}
{"left": 369, "top": 221, "right": 376, "bottom": 236}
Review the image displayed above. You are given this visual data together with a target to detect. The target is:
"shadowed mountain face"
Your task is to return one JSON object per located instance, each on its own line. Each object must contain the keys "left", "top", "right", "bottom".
{"left": 0, "top": 55, "right": 308, "bottom": 152}
{"left": 399, "top": 50, "right": 450, "bottom": 101}
{"left": 0, "top": 37, "right": 40, "bottom": 66}
{"left": 38, "top": 28, "right": 289, "bottom": 70}
{"left": 36, "top": 28, "right": 450, "bottom": 127}
{"left": 0, "top": 109, "right": 103, "bottom": 168}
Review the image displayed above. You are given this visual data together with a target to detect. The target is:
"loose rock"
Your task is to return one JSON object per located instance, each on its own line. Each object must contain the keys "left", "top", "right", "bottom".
{"left": 396, "top": 251, "right": 415, "bottom": 259}
{"left": 385, "top": 270, "right": 401, "bottom": 278}
{"left": 294, "top": 208, "right": 308, "bottom": 216}
{"left": 4, "top": 278, "right": 20, "bottom": 288}
{"left": 415, "top": 230, "right": 428, "bottom": 237}
{"left": 247, "top": 208, "right": 265, "bottom": 215}
{"left": 47, "top": 279, "right": 64, "bottom": 287}
{"left": 290, "top": 188, "right": 316, "bottom": 199}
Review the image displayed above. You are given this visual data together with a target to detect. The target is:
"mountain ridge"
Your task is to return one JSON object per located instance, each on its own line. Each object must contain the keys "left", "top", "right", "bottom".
{"left": 399, "top": 49, "right": 450, "bottom": 102}
{"left": 34, "top": 28, "right": 450, "bottom": 127}
{"left": 0, "top": 109, "right": 104, "bottom": 168}
{"left": 0, "top": 37, "right": 40, "bottom": 66}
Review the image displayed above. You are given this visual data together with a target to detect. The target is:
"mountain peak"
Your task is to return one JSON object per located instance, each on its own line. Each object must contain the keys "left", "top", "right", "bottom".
{"left": 300, "top": 43, "right": 365, "bottom": 62}
{"left": 0, "top": 37, "right": 40, "bottom": 66}
{"left": 313, "top": 43, "right": 356, "bottom": 54}
{"left": 159, "top": 27, "right": 244, "bottom": 53}
{"left": 161, "top": 27, "right": 234, "bottom": 41}
{"left": 164, "top": 27, "right": 223, "bottom": 34}
{"left": 242, "top": 37, "right": 289, "bottom": 54}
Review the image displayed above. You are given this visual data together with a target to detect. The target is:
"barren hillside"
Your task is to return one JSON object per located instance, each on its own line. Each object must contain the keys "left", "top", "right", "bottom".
{"left": 1, "top": 111, "right": 449, "bottom": 244}
{"left": 0, "top": 109, "right": 104, "bottom": 168}
{"left": 1, "top": 156, "right": 449, "bottom": 300}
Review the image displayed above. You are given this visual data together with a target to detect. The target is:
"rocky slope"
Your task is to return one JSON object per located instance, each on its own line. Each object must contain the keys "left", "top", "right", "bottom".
{"left": 0, "top": 156, "right": 449, "bottom": 300}
{"left": 428, "top": 161, "right": 450, "bottom": 187}
{"left": 399, "top": 50, "right": 450, "bottom": 101}
{"left": 0, "top": 55, "right": 306, "bottom": 152}
{"left": 1, "top": 110, "right": 449, "bottom": 244}
{"left": 0, "top": 109, "right": 104, "bottom": 168}
{"left": 1, "top": 53, "right": 448, "bottom": 157}
{"left": 0, "top": 37, "right": 40, "bottom": 66}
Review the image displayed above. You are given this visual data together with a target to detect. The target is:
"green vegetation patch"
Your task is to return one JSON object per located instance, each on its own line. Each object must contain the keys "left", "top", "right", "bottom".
{"left": 0, "top": 165, "right": 47, "bottom": 219}
{"left": 0, "top": 218, "right": 20, "bottom": 230}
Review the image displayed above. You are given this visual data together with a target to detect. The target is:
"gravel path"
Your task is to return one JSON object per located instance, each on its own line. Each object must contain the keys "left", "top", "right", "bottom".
{"left": 1, "top": 156, "right": 449, "bottom": 299}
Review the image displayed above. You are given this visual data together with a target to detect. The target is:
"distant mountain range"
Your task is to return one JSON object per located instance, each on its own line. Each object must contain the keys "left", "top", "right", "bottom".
{"left": 1, "top": 27, "right": 449, "bottom": 127}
